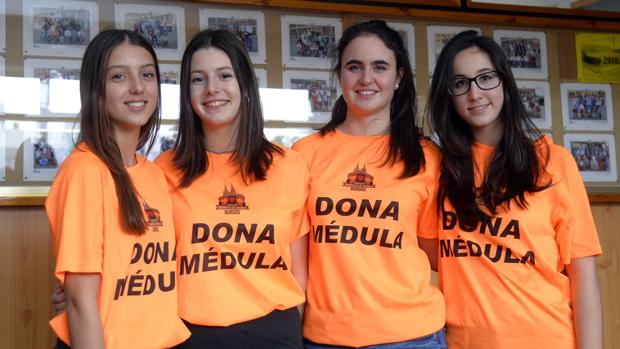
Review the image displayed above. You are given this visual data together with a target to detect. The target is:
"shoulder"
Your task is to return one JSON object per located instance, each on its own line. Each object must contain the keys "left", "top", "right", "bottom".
{"left": 291, "top": 131, "right": 324, "bottom": 154}
{"left": 272, "top": 146, "right": 310, "bottom": 174}
{"left": 154, "top": 149, "right": 183, "bottom": 186}
{"left": 57, "top": 144, "right": 109, "bottom": 180}
{"left": 420, "top": 137, "right": 442, "bottom": 171}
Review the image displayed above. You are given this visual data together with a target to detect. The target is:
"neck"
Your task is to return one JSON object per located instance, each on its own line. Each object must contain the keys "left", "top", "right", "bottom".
{"left": 472, "top": 122, "right": 503, "bottom": 147}
{"left": 203, "top": 123, "right": 237, "bottom": 153}
{"left": 113, "top": 128, "right": 140, "bottom": 166}
{"left": 338, "top": 111, "right": 390, "bottom": 136}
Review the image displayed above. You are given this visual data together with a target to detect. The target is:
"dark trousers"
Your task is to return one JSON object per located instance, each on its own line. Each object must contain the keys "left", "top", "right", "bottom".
{"left": 174, "top": 307, "right": 303, "bottom": 349}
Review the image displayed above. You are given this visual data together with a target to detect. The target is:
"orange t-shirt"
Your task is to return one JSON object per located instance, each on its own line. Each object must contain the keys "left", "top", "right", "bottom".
{"left": 155, "top": 147, "right": 309, "bottom": 326}
{"left": 435, "top": 136, "right": 602, "bottom": 349}
{"left": 46, "top": 144, "right": 190, "bottom": 349}
{"left": 293, "top": 130, "right": 445, "bottom": 347}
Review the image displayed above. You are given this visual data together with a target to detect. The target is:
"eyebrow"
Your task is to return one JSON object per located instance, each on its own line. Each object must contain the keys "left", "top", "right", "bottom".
{"left": 190, "top": 66, "right": 234, "bottom": 74}
{"left": 107, "top": 63, "right": 156, "bottom": 71}
{"left": 453, "top": 67, "right": 494, "bottom": 77}
{"left": 344, "top": 59, "right": 390, "bottom": 66}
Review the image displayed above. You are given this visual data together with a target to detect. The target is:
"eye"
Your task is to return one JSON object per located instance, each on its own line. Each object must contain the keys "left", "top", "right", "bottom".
{"left": 374, "top": 65, "right": 388, "bottom": 72}
{"left": 347, "top": 64, "right": 361, "bottom": 73}
{"left": 452, "top": 79, "right": 468, "bottom": 89}
{"left": 191, "top": 75, "right": 206, "bottom": 84}
{"left": 220, "top": 72, "right": 234, "bottom": 80}
{"left": 143, "top": 72, "right": 156, "bottom": 79}
{"left": 478, "top": 73, "right": 494, "bottom": 81}
{"left": 109, "top": 73, "right": 125, "bottom": 81}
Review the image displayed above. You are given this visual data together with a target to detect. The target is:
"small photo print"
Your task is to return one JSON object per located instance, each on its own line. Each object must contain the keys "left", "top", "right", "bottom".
{"left": 254, "top": 68, "right": 267, "bottom": 88}
{"left": 0, "top": 0, "right": 6, "bottom": 54}
{"left": 564, "top": 133, "right": 617, "bottom": 182}
{"left": 159, "top": 64, "right": 180, "bottom": 120}
{"left": 494, "top": 30, "right": 548, "bottom": 79}
{"left": 199, "top": 8, "right": 266, "bottom": 64}
{"left": 283, "top": 70, "right": 339, "bottom": 123}
{"left": 139, "top": 124, "right": 177, "bottom": 161}
{"left": 427, "top": 25, "right": 481, "bottom": 75}
{"left": 386, "top": 21, "right": 415, "bottom": 72}
{"left": 281, "top": 15, "right": 342, "bottom": 68}
{"left": 561, "top": 83, "right": 613, "bottom": 131}
{"left": 23, "top": 0, "right": 99, "bottom": 57}
{"left": 115, "top": 4, "right": 185, "bottom": 60}
{"left": 23, "top": 129, "right": 75, "bottom": 181}
{"left": 24, "top": 58, "right": 81, "bottom": 116}
{"left": 516, "top": 80, "right": 551, "bottom": 129}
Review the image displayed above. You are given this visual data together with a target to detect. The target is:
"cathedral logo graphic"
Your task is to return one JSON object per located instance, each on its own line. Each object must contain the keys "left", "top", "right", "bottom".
{"left": 216, "top": 184, "right": 249, "bottom": 214}
{"left": 143, "top": 202, "right": 163, "bottom": 231}
{"left": 343, "top": 163, "right": 375, "bottom": 191}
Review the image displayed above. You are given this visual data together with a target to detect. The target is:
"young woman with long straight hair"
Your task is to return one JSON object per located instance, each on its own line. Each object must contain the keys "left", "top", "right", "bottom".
{"left": 293, "top": 20, "right": 447, "bottom": 348}
{"left": 155, "top": 29, "right": 309, "bottom": 349}
{"left": 46, "top": 29, "right": 189, "bottom": 349}
{"left": 426, "top": 30, "right": 602, "bottom": 349}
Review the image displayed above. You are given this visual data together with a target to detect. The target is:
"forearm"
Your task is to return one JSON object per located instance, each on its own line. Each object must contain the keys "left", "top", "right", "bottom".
{"left": 65, "top": 273, "right": 105, "bottom": 349}
{"left": 291, "top": 235, "right": 308, "bottom": 318}
{"left": 567, "top": 256, "right": 603, "bottom": 349}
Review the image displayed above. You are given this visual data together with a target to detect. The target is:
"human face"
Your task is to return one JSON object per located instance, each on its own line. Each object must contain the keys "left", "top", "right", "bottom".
{"left": 451, "top": 46, "right": 504, "bottom": 145}
{"left": 189, "top": 47, "right": 241, "bottom": 133}
{"left": 104, "top": 41, "right": 158, "bottom": 135}
{"left": 339, "top": 34, "right": 402, "bottom": 122}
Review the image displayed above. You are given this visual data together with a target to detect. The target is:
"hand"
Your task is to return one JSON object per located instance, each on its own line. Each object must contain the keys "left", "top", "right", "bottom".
{"left": 51, "top": 283, "right": 67, "bottom": 315}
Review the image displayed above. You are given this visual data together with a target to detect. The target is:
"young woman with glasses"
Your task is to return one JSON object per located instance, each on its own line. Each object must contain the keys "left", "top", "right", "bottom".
{"left": 425, "top": 30, "right": 603, "bottom": 349}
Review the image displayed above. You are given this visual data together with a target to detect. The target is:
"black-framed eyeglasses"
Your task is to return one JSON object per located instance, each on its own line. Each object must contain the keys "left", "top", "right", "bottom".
{"left": 449, "top": 71, "right": 502, "bottom": 96}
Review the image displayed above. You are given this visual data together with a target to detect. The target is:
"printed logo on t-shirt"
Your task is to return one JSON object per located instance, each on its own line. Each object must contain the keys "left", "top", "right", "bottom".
{"left": 216, "top": 184, "right": 249, "bottom": 214}
{"left": 143, "top": 202, "right": 163, "bottom": 231}
{"left": 343, "top": 163, "right": 375, "bottom": 191}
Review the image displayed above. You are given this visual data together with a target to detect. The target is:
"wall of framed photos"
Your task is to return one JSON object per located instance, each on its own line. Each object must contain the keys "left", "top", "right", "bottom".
{"left": 1, "top": 1, "right": 619, "bottom": 349}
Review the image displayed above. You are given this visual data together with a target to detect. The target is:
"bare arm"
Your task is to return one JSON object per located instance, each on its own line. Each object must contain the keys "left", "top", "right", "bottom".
{"left": 566, "top": 256, "right": 602, "bottom": 349}
{"left": 290, "top": 235, "right": 309, "bottom": 317}
{"left": 64, "top": 273, "right": 105, "bottom": 349}
{"left": 418, "top": 237, "right": 439, "bottom": 272}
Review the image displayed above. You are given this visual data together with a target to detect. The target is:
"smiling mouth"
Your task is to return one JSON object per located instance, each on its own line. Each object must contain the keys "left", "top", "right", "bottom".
{"left": 356, "top": 90, "right": 378, "bottom": 95}
{"left": 204, "top": 100, "right": 229, "bottom": 107}
{"left": 468, "top": 103, "right": 490, "bottom": 111}
{"left": 126, "top": 101, "right": 146, "bottom": 107}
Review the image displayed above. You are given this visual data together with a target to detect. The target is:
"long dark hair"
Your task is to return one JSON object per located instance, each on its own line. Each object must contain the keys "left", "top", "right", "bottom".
{"left": 173, "top": 29, "right": 282, "bottom": 187}
{"left": 428, "top": 30, "right": 550, "bottom": 229}
{"left": 321, "top": 20, "right": 425, "bottom": 178}
{"left": 78, "top": 29, "right": 161, "bottom": 234}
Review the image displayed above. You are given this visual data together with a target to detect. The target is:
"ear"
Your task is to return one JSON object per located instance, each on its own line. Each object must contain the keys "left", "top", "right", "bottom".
{"left": 396, "top": 67, "right": 404, "bottom": 86}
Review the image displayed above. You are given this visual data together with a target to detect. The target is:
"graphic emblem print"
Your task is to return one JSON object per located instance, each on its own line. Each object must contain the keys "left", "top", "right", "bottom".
{"left": 343, "top": 163, "right": 375, "bottom": 191}
{"left": 216, "top": 184, "right": 249, "bottom": 214}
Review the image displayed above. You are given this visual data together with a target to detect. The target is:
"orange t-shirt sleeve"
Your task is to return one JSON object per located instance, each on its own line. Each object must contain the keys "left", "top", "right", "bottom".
{"left": 46, "top": 156, "right": 105, "bottom": 284}
{"left": 290, "top": 151, "right": 311, "bottom": 241}
{"left": 554, "top": 147, "right": 602, "bottom": 265}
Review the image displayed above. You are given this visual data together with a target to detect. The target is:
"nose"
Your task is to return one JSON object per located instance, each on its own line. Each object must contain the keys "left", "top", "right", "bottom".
{"left": 360, "top": 67, "right": 373, "bottom": 84}
{"left": 206, "top": 78, "right": 219, "bottom": 95}
{"left": 129, "top": 74, "right": 144, "bottom": 94}
{"left": 467, "top": 81, "right": 482, "bottom": 99}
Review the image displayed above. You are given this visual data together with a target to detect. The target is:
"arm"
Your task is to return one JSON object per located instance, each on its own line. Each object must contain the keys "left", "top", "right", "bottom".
{"left": 290, "top": 235, "right": 309, "bottom": 317}
{"left": 64, "top": 273, "right": 105, "bottom": 349}
{"left": 566, "top": 256, "right": 602, "bottom": 349}
{"left": 418, "top": 237, "right": 439, "bottom": 272}
{"left": 51, "top": 283, "right": 67, "bottom": 314}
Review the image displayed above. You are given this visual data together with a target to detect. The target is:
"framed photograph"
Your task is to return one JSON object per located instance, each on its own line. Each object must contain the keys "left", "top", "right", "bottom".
{"left": 517, "top": 80, "right": 551, "bottom": 129}
{"left": 564, "top": 133, "right": 617, "bottom": 182}
{"left": 23, "top": 0, "right": 98, "bottom": 57}
{"left": 281, "top": 15, "right": 342, "bottom": 69}
{"left": 386, "top": 21, "right": 415, "bottom": 73}
{"left": 115, "top": 3, "right": 185, "bottom": 61}
{"left": 0, "top": 0, "right": 6, "bottom": 54}
{"left": 159, "top": 63, "right": 180, "bottom": 120}
{"left": 254, "top": 68, "right": 267, "bottom": 88}
{"left": 23, "top": 129, "right": 76, "bottom": 181}
{"left": 0, "top": 56, "right": 4, "bottom": 77}
{"left": 427, "top": 25, "right": 480, "bottom": 75}
{"left": 24, "top": 58, "right": 81, "bottom": 116}
{"left": 199, "top": 8, "right": 266, "bottom": 65}
{"left": 139, "top": 124, "right": 177, "bottom": 161}
{"left": 494, "top": 29, "right": 548, "bottom": 79}
{"left": 264, "top": 127, "right": 314, "bottom": 148}
{"left": 283, "top": 70, "right": 339, "bottom": 123}
{"left": 561, "top": 83, "right": 613, "bottom": 131}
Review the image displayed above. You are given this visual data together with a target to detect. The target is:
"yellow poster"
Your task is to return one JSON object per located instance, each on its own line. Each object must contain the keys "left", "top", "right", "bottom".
{"left": 576, "top": 32, "right": 620, "bottom": 83}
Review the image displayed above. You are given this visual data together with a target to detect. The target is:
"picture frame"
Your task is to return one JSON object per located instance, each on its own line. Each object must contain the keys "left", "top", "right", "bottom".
{"left": 23, "top": 0, "right": 98, "bottom": 57}
{"left": 115, "top": 3, "right": 185, "bottom": 61}
{"left": 139, "top": 124, "right": 177, "bottom": 161}
{"left": 159, "top": 63, "right": 180, "bottom": 120}
{"left": 386, "top": 21, "right": 415, "bottom": 73}
{"left": 0, "top": 56, "right": 4, "bottom": 77}
{"left": 282, "top": 69, "right": 339, "bottom": 123}
{"left": 494, "top": 29, "right": 548, "bottom": 79}
{"left": 254, "top": 68, "right": 267, "bottom": 88}
{"left": 561, "top": 83, "right": 613, "bottom": 131}
{"left": 23, "top": 128, "right": 76, "bottom": 181}
{"left": 281, "top": 15, "right": 342, "bottom": 69}
{"left": 0, "top": 0, "right": 6, "bottom": 54}
{"left": 0, "top": 121, "right": 5, "bottom": 181}
{"left": 564, "top": 133, "right": 617, "bottom": 182}
{"left": 23, "top": 58, "right": 81, "bottom": 117}
{"left": 199, "top": 8, "right": 266, "bottom": 64}
{"left": 427, "top": 25, "right": 480, "bottom": 75}
{"left": 264, "top": 127, "right": 314, "bottom": 148}
{"left": 516, "top": 80, "right": 552, "bottom": 130}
